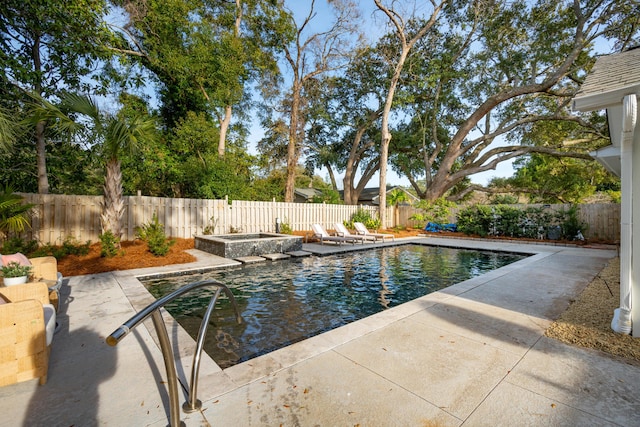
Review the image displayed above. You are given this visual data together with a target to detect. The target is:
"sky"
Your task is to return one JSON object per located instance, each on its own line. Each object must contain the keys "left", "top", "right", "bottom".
{"left": 277, "top": 1, "right": 623, "bottom": 190}
{"left": 109, "top": 1, "right": 520, "bottom": 189}
{"left": 105, "top": 1, "right": 622, "bottom": 191}
{"left": 250, "top": 1, "right": 517, "bottom": 189}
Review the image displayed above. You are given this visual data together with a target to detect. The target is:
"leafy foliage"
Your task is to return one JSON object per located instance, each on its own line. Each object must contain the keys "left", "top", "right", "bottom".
{"left": 28, "top": 237, "right": 91, "bottom": 259}
{"left": 135, "top": 213, "right": 174, "bottom": 256}
{"left": 1, "top": 0, "right": 116, "bottom": 193}
{"left": 505, "top": 152, "right": 617, "bottom": 203}
{"left": 278, "top": 219, "right": 293, "bottom": 235}
{"left": 99, "top": 230, "right": 120, "bottom": 258}
{"left": 344, "top": 209, "right": 381, "bottom": 230}
{"left": 0, "top": 0, "right": 637, "bottom": 207}
{"left": 0, "top": 188, "right": 33, "bottom": 240}
{"left": 1, "top": 261, "right": 32, "bottom": 278}
{"left": 0, "top": 237, "right": 39, "bottom": 255}
{"left": 410, "top": 198, "right": 456, "bottom": 225}
{"left": 456, "top": 204, "right": 587, "bottom": 240}
{"left": 202, "top": 216, "right": 218, "bottom": 235}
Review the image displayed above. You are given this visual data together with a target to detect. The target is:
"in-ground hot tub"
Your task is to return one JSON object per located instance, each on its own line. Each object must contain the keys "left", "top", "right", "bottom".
{"left": 195, "top": 233, "right": 303, "bottom": 258}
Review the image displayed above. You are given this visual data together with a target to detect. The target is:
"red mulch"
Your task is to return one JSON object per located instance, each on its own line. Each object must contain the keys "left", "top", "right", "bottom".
{"left": 57, "top": 238, "right": 196, "bottom": 277}
{"left": 58, "top": 228, "right": 611, "bottom": 277}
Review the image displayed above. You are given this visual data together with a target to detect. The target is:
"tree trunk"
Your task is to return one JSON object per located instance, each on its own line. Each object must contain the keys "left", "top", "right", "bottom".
{"left": 35, "top": 121, "right": 49, "bottom": 194}
{"left": 325, "top": 163, "right": 338, "bottom": 190}
{"left": 343, "top": 119, "right": 378, "bottom": 204}
{"left": 285, "top": 82, "right": 301, "bottom": 202}
{"left": 374, "top": 0, "right": 443, "bottom": 228}
{"left": 101, "top": 159, "right": 125, "bottom": 244}
{"left": 216, "top": 0, "right": 243, "bottom": 157}
{"left": 33, "top": 34, "right": 49, "bottom": 194}
{"left": 343, "top": 172, "right": 355, "bottom": 204}
{"left": 218, "top": 104, "right": 232, "bottom": 156}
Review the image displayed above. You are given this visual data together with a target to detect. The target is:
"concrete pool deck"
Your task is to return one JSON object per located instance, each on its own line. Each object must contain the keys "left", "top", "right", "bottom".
{"left": 2, "top": 236, "right": 640, "bottom": 426}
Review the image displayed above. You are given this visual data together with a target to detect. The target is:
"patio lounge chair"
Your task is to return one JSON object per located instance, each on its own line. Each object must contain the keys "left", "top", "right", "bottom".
{"left": 354, "top": 222, "right": 395, "bottom": 242}
{"left": 312, "top": 224, "right": 357, "bottom": 245}
{"left": 334, "top": 223, "right": 375, "bottom": 244}
{"left": 0, "top": 282, "right": 56, "bottom": 387}
{"left": 2, "top": 254, "right": 63, "bottom": 310}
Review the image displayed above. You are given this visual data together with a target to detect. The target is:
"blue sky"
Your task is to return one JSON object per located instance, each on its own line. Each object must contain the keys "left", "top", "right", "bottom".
{"left": 260, "top": 1, "right": 515, "bottom": 188}
{"left": 112, "top": 1, "right": 617, "bottom": 190}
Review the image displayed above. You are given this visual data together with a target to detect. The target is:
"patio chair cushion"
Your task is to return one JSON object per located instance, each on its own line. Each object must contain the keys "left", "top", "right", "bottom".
{"left": 43, "top": 304, "right": 56, "bottom": 346}
{"left": 1, "top": 253, "right": 31, "bottom": 267}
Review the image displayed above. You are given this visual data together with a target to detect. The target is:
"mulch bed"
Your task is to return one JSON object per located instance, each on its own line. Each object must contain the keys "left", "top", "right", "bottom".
{"left": 57, "top": 238, "right": 196, "bottom": 277}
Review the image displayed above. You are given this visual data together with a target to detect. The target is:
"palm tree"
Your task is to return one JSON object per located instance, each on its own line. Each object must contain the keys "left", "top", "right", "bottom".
{"left": 33, "top": 93, "right": 157, "bottom": 242}
{"left": 0, "top": 106, "right": 17, "bottom": 152}
{"left": 0, "top": 187, "right": 34, "bottom": 240}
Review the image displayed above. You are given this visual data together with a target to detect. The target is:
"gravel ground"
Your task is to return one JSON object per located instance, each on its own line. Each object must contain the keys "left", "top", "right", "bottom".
{"left": 546, "top": 257, "right": 640, "bottom": 364}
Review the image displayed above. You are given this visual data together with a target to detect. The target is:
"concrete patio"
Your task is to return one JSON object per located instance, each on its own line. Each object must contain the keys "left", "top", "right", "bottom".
{"left": 1, "top": 236, "right": 638, "bottom": 426}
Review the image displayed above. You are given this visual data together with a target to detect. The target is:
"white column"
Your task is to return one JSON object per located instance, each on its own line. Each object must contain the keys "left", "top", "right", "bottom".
{"left": 615, "top": 94, "right": 636, "bottom": 335}
{"left": 631, "top": 94, "right": 640, "bottom": 337}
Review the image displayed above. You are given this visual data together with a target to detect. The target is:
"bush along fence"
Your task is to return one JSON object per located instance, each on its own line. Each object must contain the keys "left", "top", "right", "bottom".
{"left": 400, "top": 203, "right": 620, "bottom": 242}
{"left": 10, "top": 193, "right": 620, "bottom": 245}
{"left": 16, "top": 193, "right": 393, "bottom": 245}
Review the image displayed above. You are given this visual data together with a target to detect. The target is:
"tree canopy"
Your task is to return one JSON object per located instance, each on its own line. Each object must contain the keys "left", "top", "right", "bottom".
{"left": 0, "top": 0, "right": 637, "bottom": 210}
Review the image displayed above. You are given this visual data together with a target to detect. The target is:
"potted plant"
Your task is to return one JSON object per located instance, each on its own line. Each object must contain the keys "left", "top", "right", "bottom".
{"left": 1, "top": 261, "right": 32, "bottom": 286}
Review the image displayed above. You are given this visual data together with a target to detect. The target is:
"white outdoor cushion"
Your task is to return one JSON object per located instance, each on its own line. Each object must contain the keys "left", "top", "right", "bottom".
{"left": 43, "top": 304, "right": 56, "bottom": 346}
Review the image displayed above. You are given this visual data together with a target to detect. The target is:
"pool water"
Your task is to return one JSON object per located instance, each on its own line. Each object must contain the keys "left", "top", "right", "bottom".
{"left": 143, "top": 244, "right": 525, "bottom": 368}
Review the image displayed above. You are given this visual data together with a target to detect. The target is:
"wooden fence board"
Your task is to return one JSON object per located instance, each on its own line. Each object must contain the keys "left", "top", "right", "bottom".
{"left": 13, "top": 194, "right": 620, "bottom": 244}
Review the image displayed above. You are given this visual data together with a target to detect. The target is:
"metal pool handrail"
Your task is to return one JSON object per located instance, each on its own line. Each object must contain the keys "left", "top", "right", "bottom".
{"left": 107, "top": 280, "right": 242, "bottom": 427}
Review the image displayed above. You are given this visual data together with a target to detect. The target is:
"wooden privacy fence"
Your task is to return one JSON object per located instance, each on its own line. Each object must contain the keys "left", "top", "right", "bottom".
{"left": 18, "top": 193, "right": 392, "bottom": 245}
{"left": 399, "top": 203, "right": 621, "bottom": 242}
{"left": 16, "top": 193, "right": 620, "bottom": 245}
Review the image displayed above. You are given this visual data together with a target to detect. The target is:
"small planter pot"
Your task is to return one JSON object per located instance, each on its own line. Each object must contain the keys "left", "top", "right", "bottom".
{"left": 3, "top": 276, "right": 28, "bottom": 286}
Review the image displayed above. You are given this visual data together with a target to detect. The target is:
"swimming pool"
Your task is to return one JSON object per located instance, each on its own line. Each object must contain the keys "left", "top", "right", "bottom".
{"left": 142, "top": 244, "right": 526, "bottom": 368}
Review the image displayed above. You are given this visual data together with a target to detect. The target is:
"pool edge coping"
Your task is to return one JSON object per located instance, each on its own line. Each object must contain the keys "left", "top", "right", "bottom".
{"left": 110, "top": 236, "right": 617, "bottom": 401}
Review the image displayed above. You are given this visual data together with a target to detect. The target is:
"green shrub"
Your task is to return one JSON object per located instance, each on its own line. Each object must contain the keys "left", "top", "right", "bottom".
{"left": 28, "top": 236, "right": 91, "bottom": 259}
{"left": 0, "top": 187, "right": 34, "bottom": 239}
{"left": 1, "top": 236, "right": 90, "bottom": 260}
{"left": 279, "top": 219, "right": 293, "bottom": 235}
{"left": 498, "top": 206, "right": 526, "bottom": 237}
{"left": 345, "top": 209, "right": 381, "bottom": 230}
{"left": 60, "top": 236, "right": 91, "bottom": 256}
{"left": 457, "top": 204, "right": 587, "bottom": 240}
{"left": 456, "top": 205, "right": 496, "bottom": 237}
{"left": 410, "top": 198, "right": 456, "bottom": 226}
{"left": 1, "top": 237, "right": 39, "bottom": 255}
{"left": 99, "top": 230, "right": 120, "bottom": 258}
{"left": 202, "top": 216, "right": 218, "bottom": 235}
{"left": 557, "top": 205, "right": 587, "bottom": 240}
{"left": 135, "top": 213, "right": 174, "bottom": 256}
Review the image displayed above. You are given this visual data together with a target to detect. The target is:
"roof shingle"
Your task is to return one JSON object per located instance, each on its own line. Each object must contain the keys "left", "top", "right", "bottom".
{"left": 576, "top": 47, "right": 640, "bottom": 98}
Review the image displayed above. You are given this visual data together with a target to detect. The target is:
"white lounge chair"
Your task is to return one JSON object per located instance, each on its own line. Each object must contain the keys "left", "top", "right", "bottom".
{"left": 354, "top": 222, "right": 395, "bottom": 242}
{"left": 334, "top": 223, "right": 375, "bottom": 244}
{"left": 311, "top": 224, "right": 357, "bottom": 245}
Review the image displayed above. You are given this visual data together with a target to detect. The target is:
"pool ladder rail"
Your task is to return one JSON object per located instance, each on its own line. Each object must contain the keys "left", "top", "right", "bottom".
{"left": 107, "top": 280, "right": 242, "bottom": 427}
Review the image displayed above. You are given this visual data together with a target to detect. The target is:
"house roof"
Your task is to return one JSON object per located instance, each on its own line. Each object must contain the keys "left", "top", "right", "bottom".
{"left": 294, "top": 188, "right": 323, "bottom": 201}
{"left": 339, "top": 186, "right": 419, "bottom": 205}
{"left": 573, "top": 47, "right": 640, "bottom": 112}
{"left": 572, "top": 47, "right": 640, "bottom": 177}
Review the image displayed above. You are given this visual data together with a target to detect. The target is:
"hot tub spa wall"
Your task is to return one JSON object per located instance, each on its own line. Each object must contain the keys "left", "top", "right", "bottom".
{"left": 195, "top": 233, "right": 303, "bottom": 258}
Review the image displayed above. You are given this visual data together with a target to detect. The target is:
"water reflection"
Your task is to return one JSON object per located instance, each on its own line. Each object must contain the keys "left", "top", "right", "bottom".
{"left": 144, "top": 245, "right": 525, "bottom": 368}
